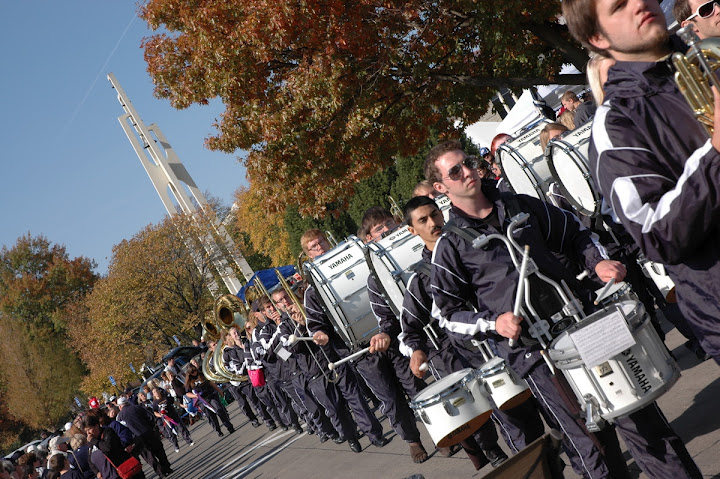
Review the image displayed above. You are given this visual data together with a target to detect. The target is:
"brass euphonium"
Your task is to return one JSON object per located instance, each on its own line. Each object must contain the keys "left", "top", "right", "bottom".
{"left": 212, "top": 294, "right": 249, "bottom": 383}
{"left": 672, "top": 26, "right": 720, "bottom": 135}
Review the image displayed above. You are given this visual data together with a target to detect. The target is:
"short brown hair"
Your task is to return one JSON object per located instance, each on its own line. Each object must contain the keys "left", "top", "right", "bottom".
{"left": 412, "top": 180, "right": 438, "bottom": 198}
{"left": 300, "top": 229, "right": 326, "bottom": 255}
{"left": 424, "top": 140, "right": 464, "bottom": 183}
{"left": 673, "top": 0, "right": 691, "bottom": 23}
{"left": 361, "top": 206, "right": 393, "bottom": 236}
{"left": 560, "top": 91, "right": 579, "bottom": 103}
{"left": 563, "top": 0, "right": 603, "bottom": 54}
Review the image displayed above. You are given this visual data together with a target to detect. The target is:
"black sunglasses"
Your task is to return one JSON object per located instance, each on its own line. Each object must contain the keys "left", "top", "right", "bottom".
{"left": 442, "top": 155, "right": 480, "bottom": 181}
{"left": 686, "top": 0, "right": 720, "bottom": 21}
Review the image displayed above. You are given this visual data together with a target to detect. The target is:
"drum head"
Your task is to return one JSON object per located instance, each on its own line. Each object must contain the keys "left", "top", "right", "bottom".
{"left": 547, "top": 131, "right": 600, "bottom": 217}
{"left": 498, "top": 149, "right": 544, "bottom": 199}
{"left": 412, "top": 368, "right": 474, "bottom": 403}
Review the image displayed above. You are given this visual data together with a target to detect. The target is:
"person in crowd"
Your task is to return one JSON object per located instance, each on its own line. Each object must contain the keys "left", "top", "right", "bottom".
{"left": 303, "top": 228, "right": 388, "bottom": 453}
{"left": 47, "top": 454, "right": 82, "bottom": 479}
{"left": 426, "top": 139, "right": 702, "bottom": 479}
{"left": 83, "top": 414, "right": 144, "bottom": 479}
{"left": 0, "top": 461, "right": 13, "bottom": 479}
{"left": 67, "top": 435, "right": 94, "bottom": 479}
{"left": 116, "top": 396, "right": 173, "bottom": 478}
{"left": 564, "top": 0, "right": 720, "bottom": 368}
{"left": 185, "top": 363, "right": 235, "bottom": 437}
{"left": 586, "top": 54, "right": 616, "bottom": 105}
{"left": 674, "top": 0, "right": 720, "bottom": 39}
{"left": 16, "top": 465, "right": 38, "bottom": 479}
{"left": 151, "top": 387, "right": 194, "bottom": 453}
{"left": 558, "top": 109, "right": 577, "bottom": 131}
{"left": 45, "top": 438, "right": 69, "bottom": 470}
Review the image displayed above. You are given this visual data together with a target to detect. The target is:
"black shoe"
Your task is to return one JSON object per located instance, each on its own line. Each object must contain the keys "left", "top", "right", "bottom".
{"left": 268, "top": 423, "right": 277, "bottom": 431}
{"left": 333, "top": 436, "right": 346, "bottom": 445}
{"left": 251, "top": 420, "right": 261, "bottom": 428}
{"left": 348, "top": 439, "right": 362, "bottom": 453}
{"left": 371, "top": 436, "right": 389, "bottom": 448}
{"left": 319, "top": 433, "right": 329, "bottom": 443}
{"left": 228, "top": 427, "right": 236, "bottom": 434}
{"left": 685, "top": 340, "right": 712, "bottom": 361}
{"left": 217, "top": 431, "right": 224, "bottom": 437}
{"left": 281, "top": 424, "right": 289, "bottom": 431}
{"left": 484, "top": 447, "right": 508, "bottom": 468}
{"left": 294, "top": 425, "right": 303, "bottom": 434}
{"left": 307, "top": 427, "right": 315, "bottom": 435}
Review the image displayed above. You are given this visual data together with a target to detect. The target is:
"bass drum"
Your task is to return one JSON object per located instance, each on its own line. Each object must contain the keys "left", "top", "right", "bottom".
{"left": 365, "top": 226, "right": 425, "bottom": 317}
{"left": 304, "top": 236, "right": 378, "bottom": 350}
{"left": 496, "top": 121, "right": 553, "bottom": 201}
{"left": 546, "top": 123, "right": 601, "bottom": 217}
{"left": 434, "top": 194, "right": 452, "bottom": 222}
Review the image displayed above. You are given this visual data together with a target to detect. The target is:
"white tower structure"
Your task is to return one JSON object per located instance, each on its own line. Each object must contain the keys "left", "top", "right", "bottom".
{"left": 107, "top": 73, "right": 253, "bottom": 296}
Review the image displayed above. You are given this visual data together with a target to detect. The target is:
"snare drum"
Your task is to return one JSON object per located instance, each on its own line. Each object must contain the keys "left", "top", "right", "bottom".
{"left": 478, "top": 357, "right": 532, "bottom": 410}
{"left": 410, "top": 368, "right": 492, "bottom": 447}
{"left": 546, "top": 123, "right": 601, "bottom": 217}
{"left": 304, "top": 236, "right": 379, "bottom": 349}
{"left": 496, "top": 121, "right": 553, "bottom": 201}
{"left": 365, "top": 226, "right": 425, "bottom": 316}
{"left": 548, "top": 300, "right": 679, "bottom": 421}
{"left": 594, "top": 281, "right": 637, "bottom": 307}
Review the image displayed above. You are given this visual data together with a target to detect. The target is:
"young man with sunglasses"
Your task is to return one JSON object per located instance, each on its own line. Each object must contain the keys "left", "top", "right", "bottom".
{"left": 674, "top": 0, "right": 720, "bottom": 39}
{"left": 426, "top": 140, "right": 640, "bottom": 479}
{"left": 564, "top": 0, "right": 720, "bottom": 368}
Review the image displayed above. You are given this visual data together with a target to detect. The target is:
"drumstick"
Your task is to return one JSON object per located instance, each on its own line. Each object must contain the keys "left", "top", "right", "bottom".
{"left": 418, "top": 363, "right": 428, "bottom": 372}
{"left": 328, "top": 347, "right": 371, "bottom": 371}
{"left": 287, "top": 334, "right": 314, "bottom": 345}
{"left": 509, "top": 245, "right": 531, "bottom": 348}
{"left": 594, "top": 278, "right": 616, "bottom": 305}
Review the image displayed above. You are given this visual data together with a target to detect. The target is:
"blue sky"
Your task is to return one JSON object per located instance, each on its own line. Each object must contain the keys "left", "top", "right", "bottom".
{"left": 0, "top": 2, "right": 247, "bottom": 274}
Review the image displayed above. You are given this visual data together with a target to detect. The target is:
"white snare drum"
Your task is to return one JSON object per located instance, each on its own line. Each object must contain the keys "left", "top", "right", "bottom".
{"left": 548, "top": 300, "right": 680, "bottom": 421}
{"left": 366, "top": 226, "right": 425, "bottom": 316}
{"left": 410, "top": 368, "right": 492, "bottom": 447}
{"left": 594, "top": 281, "right": 637, "bottom": 307}
{"left": 304, "top": 236, "right": 378, "bottom": 349}
{"left": 496, "top": 121, "right": 553, "bottom": 201}
{"left": 434, "top": 194, "right": 452, "bottom": 222}
{"left": 546, "top": 123, "right": 601, "bottom": 217}
{"left": 479, "top": 357, "right": 532, "bottom": 410}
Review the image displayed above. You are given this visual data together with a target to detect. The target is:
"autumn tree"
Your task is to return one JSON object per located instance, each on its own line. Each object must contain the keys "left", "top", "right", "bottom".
{"left": 141, "top": 0, "right": 584, "bottom": 215}
{"left": 0, "top": 234, "right": 96, "bottom": 432}
{"left": 68, "top": 213, "right": 221, "bottom": 394}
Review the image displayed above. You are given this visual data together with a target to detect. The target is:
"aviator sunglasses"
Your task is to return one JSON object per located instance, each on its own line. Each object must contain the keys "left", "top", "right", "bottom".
{"left": 442, "top": 155, "right": 480, "bottom": 181}
{"left": 686, "top": 0, "right": 720, "bottom": 21}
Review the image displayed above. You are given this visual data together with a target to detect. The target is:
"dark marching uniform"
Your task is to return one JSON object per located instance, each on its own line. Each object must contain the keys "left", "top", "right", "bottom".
{"left": 431, "top": 184, "right": 700, "bottom": 479}
{"left": 399, "top": 248, "right": 544, "bottom": 458}
{"left": 304, "top": 284, "right": 386, "bottom": 443}
{"left": 151, "top": 388, "right": 192, "bottom": 449}
{"left": 234, "top": 339, "right": 286, "bottom": 430}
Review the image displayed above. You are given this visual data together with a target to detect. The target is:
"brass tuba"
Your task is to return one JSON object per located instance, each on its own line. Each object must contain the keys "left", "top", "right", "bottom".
{"left": 672, "top": 26, "right": 720, "bottom": 135}
{"left": 202, "top": 295, "right": 249, "bottom": 383}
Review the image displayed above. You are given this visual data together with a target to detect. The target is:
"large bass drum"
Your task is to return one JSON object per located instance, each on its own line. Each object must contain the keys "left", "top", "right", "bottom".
{"left": 365, "top": 226, "right": 425, "bottom": 317}
{"left": 304, "top": 236, "right": 378, "bottom": 350}
{"left": 546, "top": 123, "right": 601, "bottom": 217}
{"left": 496, "top": 121, "right": 553, "bottom": 201}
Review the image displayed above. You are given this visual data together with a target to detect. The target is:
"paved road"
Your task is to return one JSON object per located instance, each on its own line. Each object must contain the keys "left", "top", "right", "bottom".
{"left": 140, "top": 323, "right": 720, "bottom": 478}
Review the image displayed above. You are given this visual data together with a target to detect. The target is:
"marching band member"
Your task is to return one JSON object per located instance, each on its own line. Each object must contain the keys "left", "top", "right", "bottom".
{"left": 359, "top": 206, "right": 431, "bottom": 463}
{"left": 184, "top": 364, "right": 236, "bottom": 437}
{"left": 302, "top": 229, "right": 388, "bottom": 453}
{"left": 564, "top": 0, "right": 720, "bottom": 368}
{"left": 251, "top": 298, "right": 304, "bottom": 434}
{"left": 426, "top": 140, "right": 701, "bottom": 479}
{"left": 272, "top": 287, "right": 362, "bottom": 449}
{"left": 219, "top": 329, "right": 264, "bottom": 429}
{"left": 150, "top": 388, "right": 193, "bottom": 453}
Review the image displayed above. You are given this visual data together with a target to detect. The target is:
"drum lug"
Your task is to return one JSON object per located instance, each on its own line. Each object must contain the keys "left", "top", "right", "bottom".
{"left": 582, "top": 395, "right": 606, "bottom": 432}
{"left": 562, "top": 299, "right": 582, "bottom": 317}
{"left": 418, "top": 409, "right": 431, "bottom": 425}
{"left": 528, "top": 320, "right": 551, "bottom": 340}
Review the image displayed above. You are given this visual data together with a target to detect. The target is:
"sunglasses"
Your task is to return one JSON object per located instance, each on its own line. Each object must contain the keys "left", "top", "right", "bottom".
{"left": 442, "top": 155, "right": 480, "bottom": 181}
{"left": 686, "top": 0, "right": 720, "bottom": 21}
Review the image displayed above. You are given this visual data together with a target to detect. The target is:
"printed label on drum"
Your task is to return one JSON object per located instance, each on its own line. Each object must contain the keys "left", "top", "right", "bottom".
{"left": 491, "top": 379, "right": 506, "bottom": 389}
{"left": 447, "top": 423, "right": 471, "bottom": 440}
{"left": 593, "top": 362, "right": 614, "bottom": 378}
{"left": 345, "top": 270, "right": 355, "bottom": 280}
{"left": 328, "top": 253, "right": 353, "bottom": 269}
{"left": 452, "top": 397, "right": 466, "bottom": 407}
{"left": 569, "top": 310, "right": 636, "bottom": 368}
{"left": 620, "top": 351, "right": 652, "bottom": 393}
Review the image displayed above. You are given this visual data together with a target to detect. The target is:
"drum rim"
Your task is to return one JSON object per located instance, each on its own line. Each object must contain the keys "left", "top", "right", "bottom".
{"left": 479, "top": 357, "right": 506, "bottom": 377}
{"left": 410, "top": 368, "right": 478, "bottom": 408}
{"left": 498, "top": 151, "right": 547, "bottom": 199}
{"left": 546, "top": 139, "right": 601, "bottom": 217}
